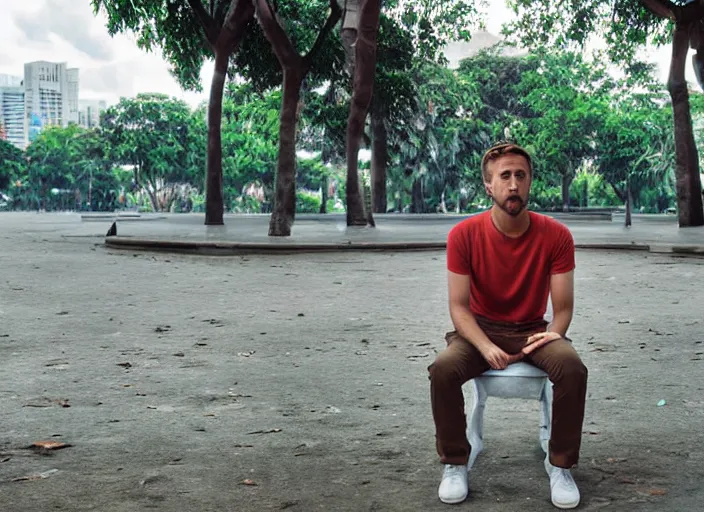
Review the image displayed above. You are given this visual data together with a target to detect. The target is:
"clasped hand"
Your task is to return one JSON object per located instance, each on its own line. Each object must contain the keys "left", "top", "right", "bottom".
{"left": 480, "top": 331, "right": 562, "bottom": 370}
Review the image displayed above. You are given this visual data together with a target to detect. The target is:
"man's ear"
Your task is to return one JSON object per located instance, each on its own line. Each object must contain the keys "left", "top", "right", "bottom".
{"left": 484, "top": 182, "right": 492, "bottom": 197}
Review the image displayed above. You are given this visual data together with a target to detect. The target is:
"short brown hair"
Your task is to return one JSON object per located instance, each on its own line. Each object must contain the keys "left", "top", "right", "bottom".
{"left": 481, "top": 142, "right": 533, "bottom": 182}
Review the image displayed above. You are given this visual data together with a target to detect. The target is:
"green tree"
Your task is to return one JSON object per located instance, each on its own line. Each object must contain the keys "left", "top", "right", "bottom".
{"left": 594, "top": 90, "right": 675, "bottom": 221}
{"left": 101, "top": 93, "right": 204, "bottom": 212}
{"left": 93, "top": 0, "right": 255, "bottom": 225}
{"left": 22, "top": 125, "right": 86, "bottom": 210}
{"left": 249, "top": 0, "right": 342, "bottom": 236}
{"left": 516, "top": 50, "right": 612, "bottom": 211}
{"left": 220, "top": 83, "right": 280, "bottom": 210}
{"left": 355, "top": 0, "right": 483, "bottom": 219}
{"left": 0, "top": 139, "right": 24, "bottom": 191}
{"left": 506, "top": 0, "right": 704, "bottom": 226}
{"left": 387, "top": 61, "right": 486, "bottom": 213}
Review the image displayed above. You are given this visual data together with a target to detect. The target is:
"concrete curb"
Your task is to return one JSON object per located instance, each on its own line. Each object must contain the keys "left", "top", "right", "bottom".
{"left": 104, "top": 236, "right": 704, "bottom": 256}
{"left": 82, "top": 214, "right": 166, "bottom": 222}
{"left": 104, "top": 237, "right": 447, "bottom": 255}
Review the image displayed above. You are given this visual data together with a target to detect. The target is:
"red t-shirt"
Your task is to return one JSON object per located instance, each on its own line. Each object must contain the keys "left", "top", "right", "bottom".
{"left": 446, "top": 211, "right": 575, "bottom": 323}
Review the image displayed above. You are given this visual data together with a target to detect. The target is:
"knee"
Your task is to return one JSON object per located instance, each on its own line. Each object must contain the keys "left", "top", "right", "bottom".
{"left": 561, "top": 358, "right": 588, "bottom": 385}
{"left": 428, "top": 351, "right": 461, "bottom": 384}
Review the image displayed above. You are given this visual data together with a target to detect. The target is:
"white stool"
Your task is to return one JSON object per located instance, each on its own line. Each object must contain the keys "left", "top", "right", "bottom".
{"left": 466, "top": 362, "right": 553, "bottom": 470}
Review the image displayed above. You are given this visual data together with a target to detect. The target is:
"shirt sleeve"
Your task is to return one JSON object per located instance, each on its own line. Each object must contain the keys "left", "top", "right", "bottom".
{"left": 447, "top": 223, "right": 471, "bottom": 275}
{"left": 550, "top": 225, "right": 575, "bottom": 275}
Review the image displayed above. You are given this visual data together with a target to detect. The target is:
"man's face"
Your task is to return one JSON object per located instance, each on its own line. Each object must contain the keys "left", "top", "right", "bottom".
{"left": 484, "top": 153, "right": 531, "bottom": 217}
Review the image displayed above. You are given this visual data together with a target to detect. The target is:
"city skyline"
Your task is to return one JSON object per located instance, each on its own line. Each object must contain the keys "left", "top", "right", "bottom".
{"left": 0, "top": 60, "right": 107, "bottom": 149}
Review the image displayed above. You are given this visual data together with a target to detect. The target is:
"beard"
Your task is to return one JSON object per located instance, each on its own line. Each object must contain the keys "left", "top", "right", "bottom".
{"left": 494, "top": 195, "right": 526, "bottom": 217}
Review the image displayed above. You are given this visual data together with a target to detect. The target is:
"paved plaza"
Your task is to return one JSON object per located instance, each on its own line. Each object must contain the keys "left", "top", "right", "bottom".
{"left": 1, "top": 212, "right": 703, "bottom": 511}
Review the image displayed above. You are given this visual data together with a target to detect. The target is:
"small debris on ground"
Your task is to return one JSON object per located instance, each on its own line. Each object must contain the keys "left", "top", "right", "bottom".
{"left": 11, "top": 469, "right": 59, "bottom": 482}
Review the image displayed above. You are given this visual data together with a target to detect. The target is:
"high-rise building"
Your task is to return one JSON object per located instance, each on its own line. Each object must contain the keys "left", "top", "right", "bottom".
{"left": 0, "top": 74, "right": 27, "bottom": 149}
{"left": 23, "top": 61, "right": 80, "bottom": 142}
{"left": 0, "top": 74, "right": 23, "bottom": 87}
{"left": 67, "top": 68, "right": 79, "bottom": 125}
{"left": 78, "top": 99, "right": 107, "bottom": 129}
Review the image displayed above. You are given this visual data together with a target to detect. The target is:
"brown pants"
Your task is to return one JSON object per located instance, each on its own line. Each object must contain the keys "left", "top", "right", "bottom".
{"left": 428, "top": 316, "right": 588, "bottom": 469}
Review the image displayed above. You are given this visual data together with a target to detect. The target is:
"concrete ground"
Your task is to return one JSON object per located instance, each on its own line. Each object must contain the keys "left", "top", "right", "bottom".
{"left": 1, "top": 213, "right": 703, "bottom": 511}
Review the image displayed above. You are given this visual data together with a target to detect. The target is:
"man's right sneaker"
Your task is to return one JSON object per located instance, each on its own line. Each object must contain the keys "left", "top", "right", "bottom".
{"left": 438, "top": 464, "right": 469, "bottom": 504}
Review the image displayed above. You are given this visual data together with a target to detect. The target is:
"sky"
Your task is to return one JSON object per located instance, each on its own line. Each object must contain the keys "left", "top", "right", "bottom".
{"left": 0, "top": 0, "right": 695, "bottom": 109}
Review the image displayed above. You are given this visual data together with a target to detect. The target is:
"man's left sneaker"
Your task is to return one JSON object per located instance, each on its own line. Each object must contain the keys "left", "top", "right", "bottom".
{"left": 545, "top": 457, "right": 580, "bottom": 509}
{"left": 438, "top": 464, "right": 469, "bottom": 504}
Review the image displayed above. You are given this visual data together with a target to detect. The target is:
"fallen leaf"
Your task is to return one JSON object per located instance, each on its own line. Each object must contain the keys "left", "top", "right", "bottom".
{"left": 606, "top": 457, "right": 627, "bottom": 463}
{"left": 29, "top": 441, "right": 71, "bottom": 450}
{"left": 242, "top": 479, "right": 257, "bottom": 486}
{"left": 649, "top": 488, "right": 666, "bottom": 496}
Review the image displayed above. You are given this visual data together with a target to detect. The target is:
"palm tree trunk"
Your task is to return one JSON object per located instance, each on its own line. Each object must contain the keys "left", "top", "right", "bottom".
{"left": 204, "top": 48, "right": 228, "bottom": 225}
{"left": 345, "top": 0, "right": 381, "bottom": 226}
{"left": 667, "top": 21, "right": 704, "bottom": 227}
{"left": 200, "top": 0, "right": 254, "bottom": 225}
{"left": 625, "top": 176, "right": 632, "bottom": 227}
{"left": 561, "top": 172, "right": 573, "bottom": 212}
{"left": 269, "top": 68, "right": 303, "bottom": 236}
{"left": 371, "top": 104, "right": 387, "bottom": 213}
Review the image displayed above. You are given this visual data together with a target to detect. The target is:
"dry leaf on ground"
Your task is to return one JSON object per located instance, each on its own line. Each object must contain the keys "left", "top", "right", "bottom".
{"left": 29, "top": 441, "right": 71, "bottom": 450}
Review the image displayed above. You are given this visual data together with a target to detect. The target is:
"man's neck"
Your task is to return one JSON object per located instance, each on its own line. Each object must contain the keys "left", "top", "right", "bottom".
{"left": 490, "top": 206, "right": 531, "bottom": 238}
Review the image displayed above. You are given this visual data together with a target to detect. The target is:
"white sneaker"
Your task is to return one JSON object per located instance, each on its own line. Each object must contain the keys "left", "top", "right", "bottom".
{"left": 545, "top": 457, "right": 580, "bottom": 509}
{"left": 438, "top": 464, "right": 469, "bottom": 504}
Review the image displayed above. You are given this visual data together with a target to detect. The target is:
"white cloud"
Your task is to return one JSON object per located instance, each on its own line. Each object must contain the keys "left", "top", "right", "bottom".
{"left": 0, "top": 0, "right": 212, "bottom": 108}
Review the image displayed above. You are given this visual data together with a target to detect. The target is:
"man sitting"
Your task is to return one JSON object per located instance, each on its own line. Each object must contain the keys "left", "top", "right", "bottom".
{"left": 428, "top": 142, "right": 588, "bottom": 509}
